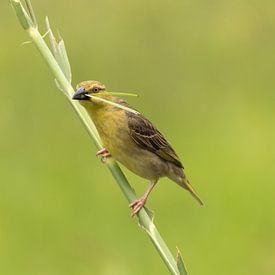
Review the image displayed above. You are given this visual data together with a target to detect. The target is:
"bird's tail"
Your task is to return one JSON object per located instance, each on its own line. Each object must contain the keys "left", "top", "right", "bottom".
{"left": 167, "top": 165, "right": 204, "bottom": 205}
{"left": 180, "top": 176, "right": 204, "bottom": 206}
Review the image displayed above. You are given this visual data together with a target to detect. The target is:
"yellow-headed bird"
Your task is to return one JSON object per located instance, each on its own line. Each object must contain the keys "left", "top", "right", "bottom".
{"left": 73, "top": 80, "right": 203, "bottom": 216}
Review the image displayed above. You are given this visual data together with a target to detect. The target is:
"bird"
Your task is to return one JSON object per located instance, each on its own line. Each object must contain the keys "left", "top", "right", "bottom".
{"left": 72, "top": 80, "right": 203, "bottom": 216}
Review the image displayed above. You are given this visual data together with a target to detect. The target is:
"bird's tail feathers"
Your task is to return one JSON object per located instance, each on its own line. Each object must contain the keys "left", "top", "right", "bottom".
{"left": 179, "top": 177, "right": 204, "bottom": 206}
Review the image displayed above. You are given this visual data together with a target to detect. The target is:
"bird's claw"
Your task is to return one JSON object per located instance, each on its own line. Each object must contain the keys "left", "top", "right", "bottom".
{"left": 129, "top": 198, "right": 147, "bottom": 217}
{"left": 96, "top": 148, "right": 111, "bottom": 163}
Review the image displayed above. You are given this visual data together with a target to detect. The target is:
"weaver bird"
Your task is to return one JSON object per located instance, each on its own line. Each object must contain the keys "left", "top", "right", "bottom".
{"left": 73, "top": 80, "right": 203, "bottom": 216}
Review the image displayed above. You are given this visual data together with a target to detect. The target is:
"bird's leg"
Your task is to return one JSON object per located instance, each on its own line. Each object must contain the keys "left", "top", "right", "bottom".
{"left": 96, "top": 148, "right": 111, "bottom": 157}
{"left": 129, "top": 180, "right": 157, "bottom": 217}
{"left": 96, "top": 148, "right": 111, "bottom": 163}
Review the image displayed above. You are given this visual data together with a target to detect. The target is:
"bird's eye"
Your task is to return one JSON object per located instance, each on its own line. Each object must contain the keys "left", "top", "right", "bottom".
{"left": 92, "top": 87, "right": 99, "bottom": 93}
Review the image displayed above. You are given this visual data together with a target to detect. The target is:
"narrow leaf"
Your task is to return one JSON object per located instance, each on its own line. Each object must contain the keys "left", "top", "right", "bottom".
{"left": 177, "top": 248, "right": 188, "bottom": 275}
{"left": 25, "top": 0, "right": 37, "bottom": 27}
{"left": 56, "top": 39, "right": 72, "bottom": 83}
{"left": 10, "top": 0, "right": 33, "bottom": 29}
{"left": 45, "top": 17, "right": 72, "bottom": 88}
{"left": 107, "top": 92, "right": 138, "bottom": 97}
{"left": 87, "top": 95, "right": 140, "bottom": 115}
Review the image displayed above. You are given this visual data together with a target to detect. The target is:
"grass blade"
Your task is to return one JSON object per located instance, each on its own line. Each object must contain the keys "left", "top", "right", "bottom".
{"left": 25, "top": 0, "right": 37, "bottom": 27}
{"left": 86, "top": 94, "right": 140, "bottom": 115}
{"left": 177, "top": 249, "right": 188, "bottom": 275}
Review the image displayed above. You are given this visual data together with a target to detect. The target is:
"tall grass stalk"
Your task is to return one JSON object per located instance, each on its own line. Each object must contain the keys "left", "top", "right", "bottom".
{"left": 10, "top": 1, "right": 188, "bottom": 274}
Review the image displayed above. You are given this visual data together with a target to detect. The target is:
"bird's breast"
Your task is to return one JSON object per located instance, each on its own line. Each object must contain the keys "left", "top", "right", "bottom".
{"left": 90, "top": 108, "right": 129, "bottom": 154}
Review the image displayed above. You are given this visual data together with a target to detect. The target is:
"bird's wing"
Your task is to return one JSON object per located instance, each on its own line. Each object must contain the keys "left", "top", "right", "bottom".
{"left": 127, "top": 112, "right": 184, "bottom": 168}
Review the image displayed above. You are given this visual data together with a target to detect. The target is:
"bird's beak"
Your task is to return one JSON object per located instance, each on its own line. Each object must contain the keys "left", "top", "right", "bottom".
{"left": 72, "top": 87, "right": 89, "bottom": 100}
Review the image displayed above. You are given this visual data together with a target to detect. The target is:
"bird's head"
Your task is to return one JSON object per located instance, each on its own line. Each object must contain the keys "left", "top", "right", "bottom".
{"left": 72, "top": 80, "right": 106, "bottom": 101}
{"left": 72, "top": 80, "right": 135, "bottom": 114}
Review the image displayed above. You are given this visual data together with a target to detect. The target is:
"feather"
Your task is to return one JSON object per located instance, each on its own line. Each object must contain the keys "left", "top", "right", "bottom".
{"left": 127, "top": 112, "right": 184, "bottom": 168}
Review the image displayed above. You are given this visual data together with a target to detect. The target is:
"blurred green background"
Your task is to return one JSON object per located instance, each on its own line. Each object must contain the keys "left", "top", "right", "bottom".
{"left": 1, "top": 0, "right": 275, "bottom": 274}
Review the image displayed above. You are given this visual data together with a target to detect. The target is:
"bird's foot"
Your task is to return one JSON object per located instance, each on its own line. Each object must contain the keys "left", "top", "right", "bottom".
{"left": 129, "top": 197, "right": 147, "bottom": 217}
{"left": 96, "top": 148, "right": 111, "bottom": 163}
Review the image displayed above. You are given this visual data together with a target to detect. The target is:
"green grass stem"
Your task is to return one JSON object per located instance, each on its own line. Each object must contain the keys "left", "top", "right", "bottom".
{"left": 10, "top": 1, "right": 188, "bottom": 274}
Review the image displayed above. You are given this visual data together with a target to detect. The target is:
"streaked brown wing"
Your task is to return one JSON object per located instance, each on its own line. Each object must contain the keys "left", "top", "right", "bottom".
{"left": 127, "top": 112, "right": 183, "bottom": 168}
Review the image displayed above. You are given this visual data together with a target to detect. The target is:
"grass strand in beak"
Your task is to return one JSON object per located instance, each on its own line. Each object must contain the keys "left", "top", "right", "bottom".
{"left": 107, "top": 92, "right": 138, "bottom": 97}
{"left": 86, "top": 94, "right": 140, "bottom": 115}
